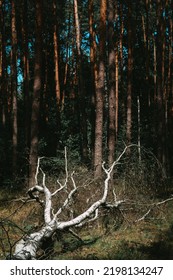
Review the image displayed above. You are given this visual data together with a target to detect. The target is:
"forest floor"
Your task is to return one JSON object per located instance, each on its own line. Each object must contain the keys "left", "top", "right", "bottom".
{"left": 0, "top": 187, "right": 173, "bottom": 260}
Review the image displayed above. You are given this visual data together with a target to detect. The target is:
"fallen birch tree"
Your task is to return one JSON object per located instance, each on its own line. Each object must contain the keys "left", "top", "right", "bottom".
{"left": 8, "top": 146, "right": 132, "bottom": 260}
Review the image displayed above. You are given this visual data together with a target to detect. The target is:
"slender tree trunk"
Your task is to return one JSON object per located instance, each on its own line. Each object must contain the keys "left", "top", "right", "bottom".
{"left": 108, "top": 0, "right": 116, "bottom": 166}
{"left": 119, "top": 3, "right": 125, "bottom": 125}
{"left": 164, "top": 0, "right": 172, "bottom": 174}
{"left": 126, "top": 1, "right": 133, "bottom": 149}
{"left": 29, "top": 0, "right": 43, "bottom": 188}
{"left": 89, "top": 0, "right": 97, "bottom": 162}
{"left": 115, "top": 47, "right": 119, "bottom": 140}
{"left": 52, "top": 0, "right": 61, "bottom": 152}
{"left": 11, "top": 0, "right": 18, "bottom": 176}
{"left": 53, "top": 0, "right": 61, "bottom": 110}
{"left": 62, "top": 46, "right": 69, "bottom": 111}
{"left": 61, "top": 11, "right": 72, "bottom": 110}
{"left": 73, "top": 0, "right": 88, "bottom": 162}
{"left": 94, "top": 0, "right": 107, "bottom": 177}
{"left": 0, "top": 0, "right": 2, "bottom": 81}
{"left": 156, "top": 0, "right": 165, "bottom": 165}
{"left": 21, "top": 0, "right": 30, "bottom": 149}
{"left": 153, "top": 38, "right": 157, "bottom": 103}
{"left": 168, "top": 5, "right": 173, "bottom": 173}
{"left": 0, "top": 1, "right": 8, "bottom": 170}
{"left": 142, "top": 0, "right": 150, "bottom": 107}
{"left": 137, "top": 96, "right": 141, "bottom": 163}
{"left": 0, "top": 0, "right": 2, "bottom": 124}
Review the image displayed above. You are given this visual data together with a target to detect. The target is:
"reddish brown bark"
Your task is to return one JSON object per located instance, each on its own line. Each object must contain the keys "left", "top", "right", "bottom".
{"left": 108, "top": 0, "right": 116, "bottom": 166}
{"left": 11, "top": 0, "right": 18, "bottom": 175}
{"left": 53, "top": 0, "right": 61, "bottom": 110}
{"left": 89, "top": 0, "right": 97, "bottom": 161}
{"left": 74, "top": 0, "right": 88, "bottom": 162}
{"left": 29, "top": 0, "right": 43, "bottom": 187}
{"left": 94, "top": 0, "right": 107, "bottom": 177}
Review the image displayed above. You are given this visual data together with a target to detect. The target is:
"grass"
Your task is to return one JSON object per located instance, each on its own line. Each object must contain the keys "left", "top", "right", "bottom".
{"left": 0, "top": 186, "right": 173, "bottom": 260}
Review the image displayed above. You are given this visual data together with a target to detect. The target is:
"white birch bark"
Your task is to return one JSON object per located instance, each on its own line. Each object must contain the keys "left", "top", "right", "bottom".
{"left": 11, "top": 147, "right": 131, "bottom": 260}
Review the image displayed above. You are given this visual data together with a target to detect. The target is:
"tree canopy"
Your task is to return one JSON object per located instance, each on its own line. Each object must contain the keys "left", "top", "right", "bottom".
{"left": 0, "top": 0, "right": 172, "bottom": 187}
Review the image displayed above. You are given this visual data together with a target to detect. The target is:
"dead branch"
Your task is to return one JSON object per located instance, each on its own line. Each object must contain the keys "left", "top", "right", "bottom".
{"left": 135, "top": 197, "right": 173, "bottom": 222}
{"left": 9, "top": 145, "right": 139, "bottom": 259}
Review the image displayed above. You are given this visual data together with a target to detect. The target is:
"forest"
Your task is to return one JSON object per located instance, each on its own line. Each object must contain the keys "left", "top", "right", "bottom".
{"left": 0, "top": 0, "right": 173, "bottom": 260}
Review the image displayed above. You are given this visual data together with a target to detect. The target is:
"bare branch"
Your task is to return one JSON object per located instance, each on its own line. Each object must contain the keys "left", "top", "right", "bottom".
{"left": 52, "top": 147, "right": 68, "bottom": 196}
{"left": 54, "top": 171, "right": 77, "bottom": 218}
{"left": 35, "top": 157, "right": 44, "bottom": 185}
{"left": 40, "top": 168, "right": 52, "bottom": 225}
{"left": 11, "top": 145, "right": 140, "bottom": 259}
{"left": 135, "top": 209, "right": 151, "bottom": 222}
{"left": 135, "top": 197, "right": 173, "bottom": 222}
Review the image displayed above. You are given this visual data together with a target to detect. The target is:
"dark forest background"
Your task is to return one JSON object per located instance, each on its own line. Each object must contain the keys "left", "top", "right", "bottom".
{"left": 0, "top": 0, "right": 173, "bottom": 189}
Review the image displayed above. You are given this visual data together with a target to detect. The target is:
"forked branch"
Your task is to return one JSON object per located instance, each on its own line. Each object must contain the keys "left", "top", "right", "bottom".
{"left": 11, "top": 145, "right": 131, "bottom": 259}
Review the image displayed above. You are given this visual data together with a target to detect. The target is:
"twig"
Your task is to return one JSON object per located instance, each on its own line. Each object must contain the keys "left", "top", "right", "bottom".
{"left": 52, "top": 147, "right": 68, "bottom": 196}
{"left": 54, "top": 171, "right": 77, "bottom": 218}
{"left": 135, "top": 209, "right": 151, "bottom": 222}
{"left": 135, "top": 197, "right": 173, "bottom": 222}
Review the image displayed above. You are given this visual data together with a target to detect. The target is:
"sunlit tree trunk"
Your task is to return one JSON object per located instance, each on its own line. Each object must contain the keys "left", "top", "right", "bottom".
{"left": 52, "top": 0, "right": 61, "bottom": 152}
{"left": 53, "top": 0, "right": 61, "bottom": 110}
{"left": 94, "top": 0, "right": 107, "bottom": 177}
{"left": 11, "top": 0, "right": 18, "bottom": 176}
{"left": 108, "top": 0, "right": 116, "bottom": 166}
{"left": 29, "top": 0, "right": 43, "bottom": 188}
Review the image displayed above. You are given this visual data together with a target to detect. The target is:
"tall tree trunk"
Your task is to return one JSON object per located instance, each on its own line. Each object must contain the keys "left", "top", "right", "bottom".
{"left": 21, "top": 0, "right": 30, "bottom": 149}
{"left": 0, "top": 1, "right": 9, "bottom": 178}
{"left": 115, "top": 47, "right": 119, "bottom": 140}
{"left": 156, "top": 0, "right": 165, "bottom": 166}
{"left": 89, "top": 0, "right": 97, "bottom": 162}
{"left": 126, "top": 1, "right": 133, "bottom": 149}
{"left": 0, "top": 0, "right": 2, "bottom": 81}
{"left": 108, "top": 0, "right": 116, "bottom": 166}
{"left": 167, "top": 3, "right": 173, "bottom": 173}
{"left": 164, "top": 0, "right": 172, "bottom": 174}
{"left": 119, "top": 3, "right": 125, "bottom": 125}
{"left": 0, "top": 0, "right": 2, "bottom": 124}
{"left": 94, "top": 0, "right": 107, "bottom": 177}
{"left": 73, "top": 0, "right": 88, "bottom": 163}
{"left": 153, "top": 38, "right": 157, "bottom": 103}
{"left": 142, "top": 0, "right": 150, "bottom": 107}
{"left": 61, "top": 10, "right": 72, "bottom": 110}
{"left": 11, "top": 0, "right": 18, "bottom": 176}
{"left": 52, "top": 0, "right": 61, "bottom": 152}
{"left": 53, "top": 0, "right": 61, "bottom": 110}
{"left": 29, "top": 0, "right": 43, "bottom": 188}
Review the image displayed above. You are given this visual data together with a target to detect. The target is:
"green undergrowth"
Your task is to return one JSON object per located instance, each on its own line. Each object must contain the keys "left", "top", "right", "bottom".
{"left": 0, "top": 187, "right": 173, "bottom": 260}
{"left": 51, "top": 204, "right": 173, "bottom": 260}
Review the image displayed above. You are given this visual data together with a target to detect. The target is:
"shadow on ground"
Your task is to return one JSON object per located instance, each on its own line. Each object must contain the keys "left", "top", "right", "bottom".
{"left": 112, "top": 223, "right": 173, "bottom": 260}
